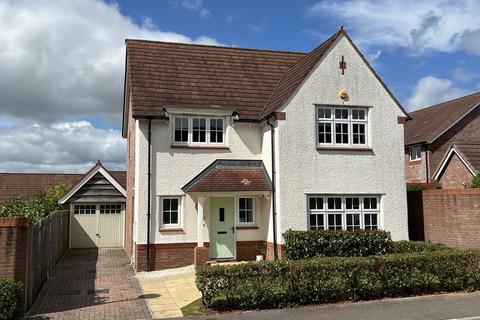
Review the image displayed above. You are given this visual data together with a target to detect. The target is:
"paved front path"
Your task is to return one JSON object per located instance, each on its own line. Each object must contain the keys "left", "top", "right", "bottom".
{"left": 27, "top": 248, "right": 151, "bottom": 320}
{"left": 137, "top": 268, "right": 201, "bottom": 319}
{"left": 186, "top": 291, "right": 480, "bottom": 320}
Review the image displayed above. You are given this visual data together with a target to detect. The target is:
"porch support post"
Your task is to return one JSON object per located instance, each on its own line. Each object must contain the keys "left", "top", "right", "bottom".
{"left": 197, "top": 196, "right": 205, "bottom": 247}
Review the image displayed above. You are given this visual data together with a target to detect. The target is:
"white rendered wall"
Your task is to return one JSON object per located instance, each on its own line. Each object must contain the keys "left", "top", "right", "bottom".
{"left": 275, "top": 35, "right": 408, "bottom": 241}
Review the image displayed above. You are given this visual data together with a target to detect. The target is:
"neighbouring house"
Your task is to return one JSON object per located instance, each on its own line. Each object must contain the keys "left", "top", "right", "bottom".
{"left": 122, "top": 27, "right": 410, "bottom": 271}
{"left": 0, "top": 161, "right": 127, "bottom": 248}
{"left": 404, "top": 92, "right": 480, "bottom": 188}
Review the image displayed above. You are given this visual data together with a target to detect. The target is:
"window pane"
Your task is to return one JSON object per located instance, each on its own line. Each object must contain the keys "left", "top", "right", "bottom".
{"left": 352, "top": 123, "right": 366, "bottom": 145}
{"left": 171, "top": 211, "right": 178, "bottom": 224}
{"left": 318, "top": 108, "right": 332, "bottom": 119}
{"left": 192, "top": 118, "right": 206, "bottom": 143}
{"left": 174, "top": 117, "right": 188, "bottom": 142}
{"left": 210, "top": 118, "right": 224, "bottom": 143}
{"left": 327, "top": 197, "right": 341, "bottom": 210}
{"left": 328, "top": 214, "right": 342, "bottom": 230}
{"left": 346, "top": 213, "right": 361, "bottom": 230}
{"left": 335, "top": 123, "right": 349, "bottom": 144}
{"left": 352, "top": 109, "right": 366, "bottom": 120}
{"left": 335, "top": 109, "right": 348, "bottom": 119}
{"left": 346, "top": 197, "right": 360, "bottom": 210}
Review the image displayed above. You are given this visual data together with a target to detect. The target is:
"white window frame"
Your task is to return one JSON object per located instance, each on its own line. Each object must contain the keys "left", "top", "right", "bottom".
{"left": 237, "top": 196, "right": 255, "bottom": 225}
{"left": 307, "top": 195, "right": 380, "bottom": 231}
{"left": 159, "top": 196, "right": 182, "bottom": 228}
{"left": 316, "top": 106, "right": 369, "bottom": 148}
{"left": 172, "top": 115, "right": 226, "bottom": 147}
{"left": 409, "top": 145, "right": 422, "bottom": 161}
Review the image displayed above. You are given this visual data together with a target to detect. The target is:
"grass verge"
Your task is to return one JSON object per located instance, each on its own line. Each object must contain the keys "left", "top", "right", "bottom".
{"left": 181, "top": 298, "right": 205, "bottom": 317}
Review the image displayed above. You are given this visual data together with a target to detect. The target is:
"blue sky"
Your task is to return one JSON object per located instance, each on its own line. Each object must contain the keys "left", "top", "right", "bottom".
{"left": 0, "top": 0, "right": 479, "bottom": 172}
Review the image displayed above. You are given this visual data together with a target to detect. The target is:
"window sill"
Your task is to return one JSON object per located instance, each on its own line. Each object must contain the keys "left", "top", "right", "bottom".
{"left": 316, "top": 146, "right": 373, "bottom": 152}
{"left": 159, "top": 227, "right": 184, "bottom": 232}
{"left": 236, "top": 225, "right": 259, "bottom": 230}
{"left": 409, "top": 159, "right": 422, "bottom": 163}
{"left": 171, "top": 145, "right": 229, "bottom": 150}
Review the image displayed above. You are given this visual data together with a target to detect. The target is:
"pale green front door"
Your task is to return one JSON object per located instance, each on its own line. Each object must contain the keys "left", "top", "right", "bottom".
{"left": 210, "top": 197, "right": 235, "bottom": 259}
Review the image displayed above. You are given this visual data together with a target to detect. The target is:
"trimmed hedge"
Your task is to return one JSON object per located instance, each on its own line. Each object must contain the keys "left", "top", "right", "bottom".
{"left": 0, "top": 279, "right": 23, "bottom": 320}
{"left": 283, "top": 229, "right": 392, "bottom": 260}
{"left": 390, "top": 240, "right": 452, "bottom": 254}
{"left": 196, "top": 251, "right": 480, "bottom": 310}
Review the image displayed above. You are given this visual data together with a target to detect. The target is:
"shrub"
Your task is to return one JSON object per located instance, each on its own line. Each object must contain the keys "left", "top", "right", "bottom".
{"left": 283, "top": 229, "right": 392, "bottom": 260}
{"left": 389, "top": 241, "right": 452, "bottom": 254}
{"left": 472, "top": 175, "right": 480, "bottom": 188}
{"left": 196, "top": 250, "right": 480, "bottom": 310}
{"left": 0, "top": 279, "right": 23, "bottom": 320}
{"left": 0, "top": 181, "right": 70, "bottom": 223}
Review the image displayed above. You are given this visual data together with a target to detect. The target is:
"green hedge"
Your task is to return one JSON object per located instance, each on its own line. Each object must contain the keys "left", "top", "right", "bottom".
{"left": 390, "top": 241, "right": 452, "bottom": 254}
{"left": 283, "top": 229, "right": 392, "bottom": 260}
{"left": 196, "top": 251, "right": 480, "bottom": 310}
{"left": 0, "top": 279, "right": 23, "bottom": 320}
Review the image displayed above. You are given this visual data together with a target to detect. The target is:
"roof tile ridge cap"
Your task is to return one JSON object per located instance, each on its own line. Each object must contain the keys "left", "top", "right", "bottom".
{"left": 125, "top": 39, "right": 307, "bottom": 55}
{"left": 409, "top": 91, "right": 480, "bottom": 114}
{"left": 257, "top": 29, "right": 342, "bottom": 119}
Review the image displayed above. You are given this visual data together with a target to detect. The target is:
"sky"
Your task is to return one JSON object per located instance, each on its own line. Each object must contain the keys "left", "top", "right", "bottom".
{"left": 0, "top": 0, "right": 479, "bottom": 173}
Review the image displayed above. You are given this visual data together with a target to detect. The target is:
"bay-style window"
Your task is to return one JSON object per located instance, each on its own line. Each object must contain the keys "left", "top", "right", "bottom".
{"left": 308, "top": 195, "right": 379, "bottom": 230}
{"left": 317, "top": 106, "right": 368, "bottom": 147}
{"left": 172, "top": 115, "right": 225, "bottom": 146}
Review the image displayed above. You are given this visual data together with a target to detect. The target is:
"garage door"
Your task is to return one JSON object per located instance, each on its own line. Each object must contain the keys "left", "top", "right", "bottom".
{"left": 71, "top": 203, "right": 125, "bottom": 248}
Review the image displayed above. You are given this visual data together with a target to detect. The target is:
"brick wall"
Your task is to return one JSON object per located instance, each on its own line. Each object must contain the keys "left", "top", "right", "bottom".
{"left": 405, "top": 147, "right": 429, "bottom": 183}
{"left": 125, "top": 108, "right": 135, "bottom": 258}
{"left": 236, "top": 241, "right": 264, "bottom": 260}
{"left": 265, "top": 241, "right": 285, "bottom": 260}
{"left": 0, "top": 217, "right": 29, "bottom": 284}
{"left": 438, "top": 153, "right": 473, "bottom": 189}
{"left": 423, "top": 189, "right": 480, "bottom": 249}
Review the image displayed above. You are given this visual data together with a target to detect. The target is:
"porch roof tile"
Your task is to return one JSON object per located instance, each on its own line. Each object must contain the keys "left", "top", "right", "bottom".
{"left": 182, "top": 160, "right": 272, "bottom": 193}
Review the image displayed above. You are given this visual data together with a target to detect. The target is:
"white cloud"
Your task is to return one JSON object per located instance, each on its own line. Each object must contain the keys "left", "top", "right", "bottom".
{"left": 453, "top": 67, "right": 477, "bottom": 82}
{"left": 0, "top": 0, "right": 225, "bottom": 172}
{"left": 0, "top": 120, "right": 126, "bottom": 173}
{"left": 306, "top": 0, "right": 480, "bottom": 55}
{"left": 0, "top": 0, "right": 223, "bottom": 123}
{"left": 171, "top": 0, "right": 210, "bottom": 18}
{"left": 407, "top": 76, "right": 473, "bottom": 110}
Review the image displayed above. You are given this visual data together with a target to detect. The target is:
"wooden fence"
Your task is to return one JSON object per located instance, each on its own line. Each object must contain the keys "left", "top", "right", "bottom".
{"left": 25, "top": 210, "right": 70, "bottom": 309}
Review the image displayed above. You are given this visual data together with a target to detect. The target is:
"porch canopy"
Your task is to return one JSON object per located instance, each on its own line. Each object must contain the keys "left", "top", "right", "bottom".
{"left": 182, "top": 159, "right": 272, "bottom": 249}
{"left": 182, "top": 159, "right": 272, "bottom": 193}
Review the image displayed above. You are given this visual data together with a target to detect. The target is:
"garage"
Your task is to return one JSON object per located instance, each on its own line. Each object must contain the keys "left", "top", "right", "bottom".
{"left": 58, "top": 161, "right": 126, "bottom": 248}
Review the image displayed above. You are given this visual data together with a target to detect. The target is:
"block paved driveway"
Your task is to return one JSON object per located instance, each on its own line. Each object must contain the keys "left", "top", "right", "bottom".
{"left": 26, "top": 248, "right": 151, "bottom": 320}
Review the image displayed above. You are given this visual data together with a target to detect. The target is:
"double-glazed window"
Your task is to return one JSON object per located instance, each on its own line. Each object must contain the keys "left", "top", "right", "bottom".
{"left": 317, "top": 106, "right": 368, "bottom": 147}
{"left": 308, "top": 195, "right": 379, "bottom": 230}
{"left": 410, "top": 145, "right": 421, "bottom": 161}
{"left": 238, "top": 197, "right": 254, "bottom": 224}
{"left": 160, "top": 197, "right": 181, "bottom": 227}
{"left": 173, "top": 116, "right": 225, "bottom": 145}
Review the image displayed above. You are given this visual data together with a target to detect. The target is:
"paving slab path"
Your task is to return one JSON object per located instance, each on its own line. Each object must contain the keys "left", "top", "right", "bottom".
{"left": 26, "top": 248, "right": 151, "bottom": 320}
{"left": 137, "top": 268, "right": 201, "bottom": 319}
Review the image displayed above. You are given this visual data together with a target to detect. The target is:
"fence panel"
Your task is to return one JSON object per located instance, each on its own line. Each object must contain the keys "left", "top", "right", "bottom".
{"left": 25, "top": 210, "right": 69, "bottom": 310}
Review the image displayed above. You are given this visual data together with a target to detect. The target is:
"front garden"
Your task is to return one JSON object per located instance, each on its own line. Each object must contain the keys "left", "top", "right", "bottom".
{"left": 195, "top": 230, "right": 478, "bottom": 311}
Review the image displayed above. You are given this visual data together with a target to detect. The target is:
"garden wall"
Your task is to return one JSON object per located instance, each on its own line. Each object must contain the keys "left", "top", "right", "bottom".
{"left": 423, "top": 189, "right": 480, "bottom": 249}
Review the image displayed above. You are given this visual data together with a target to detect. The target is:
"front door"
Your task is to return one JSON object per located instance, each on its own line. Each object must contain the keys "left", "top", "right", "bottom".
{"left": 210, "top": 197, "right": 235, "bottom": 259}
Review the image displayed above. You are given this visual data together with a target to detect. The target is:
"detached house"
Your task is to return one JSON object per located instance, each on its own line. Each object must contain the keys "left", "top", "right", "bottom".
{"left": 404, "top": 92, "right": 480, "bottom": 188}
{"left": 122, "top": 28, "right": 410, "bottom": 271}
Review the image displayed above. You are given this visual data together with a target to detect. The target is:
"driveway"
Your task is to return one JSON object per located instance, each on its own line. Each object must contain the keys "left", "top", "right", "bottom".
{"left": 26, "top": 248, "right": 151, "bottom": 320}
{"left": 187, "top": 291, "right": 480, "bottom": 320}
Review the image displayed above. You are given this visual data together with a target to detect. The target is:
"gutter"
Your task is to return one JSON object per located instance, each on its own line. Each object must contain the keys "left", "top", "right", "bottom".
{"left": 146, "top": 118, "right": 152, "bottom": 271}
{"left": 266, "top": 117, "right": 279, "bottom": 260}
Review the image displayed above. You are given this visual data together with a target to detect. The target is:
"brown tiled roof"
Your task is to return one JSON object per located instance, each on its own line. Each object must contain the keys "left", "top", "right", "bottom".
{"left": 124, "top": 28, "right": 408, "bottom": 136}
{"left": 404, "top": 92, "right": 480, "bottom": 146}
{"left": 0, "top": 171, "right": 126, "bottom": 201}
{"left": 452, "top": 144, "right": 480, "bottom": 174}
{"left": 182, "top": 160, "right": 271, "bottom": 193}
{"left": 125, "top": 40, "right": 305, "bottom": 121}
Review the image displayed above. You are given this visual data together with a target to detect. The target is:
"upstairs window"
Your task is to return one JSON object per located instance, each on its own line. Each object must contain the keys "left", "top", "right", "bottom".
{"left": 317, "top": 106, "right": 368, "bottom": 147}
{"left": 410, "top": 145, "right": 421, "bottom": 161}
{"left": 172, "top": 115, "right": 225, "bottom": 146}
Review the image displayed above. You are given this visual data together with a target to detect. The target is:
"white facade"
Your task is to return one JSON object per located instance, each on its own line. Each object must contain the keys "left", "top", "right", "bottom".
{"left": 131, "top": 33, "right": 408, "bottom": 254}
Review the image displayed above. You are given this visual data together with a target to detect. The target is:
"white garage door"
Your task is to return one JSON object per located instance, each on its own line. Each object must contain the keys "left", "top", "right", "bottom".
{"left": 70, "top": 203, "right": 125, "bottom": 248}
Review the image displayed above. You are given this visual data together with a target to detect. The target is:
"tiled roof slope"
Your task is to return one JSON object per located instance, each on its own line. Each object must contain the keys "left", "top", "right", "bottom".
{"left": 182, "top": 160, "right": 271, "bottom": 193}
{"left": 455, "top": 144, "right": 480, "bottom": 174}
{"left": 405, "top": 92, "right": 480, "bottom": 146}
{"left": 0, "top": 171, "right": 126, "bottom": 201}
{"left": 126, "top": 40, "right": 305, "bottom": 120}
